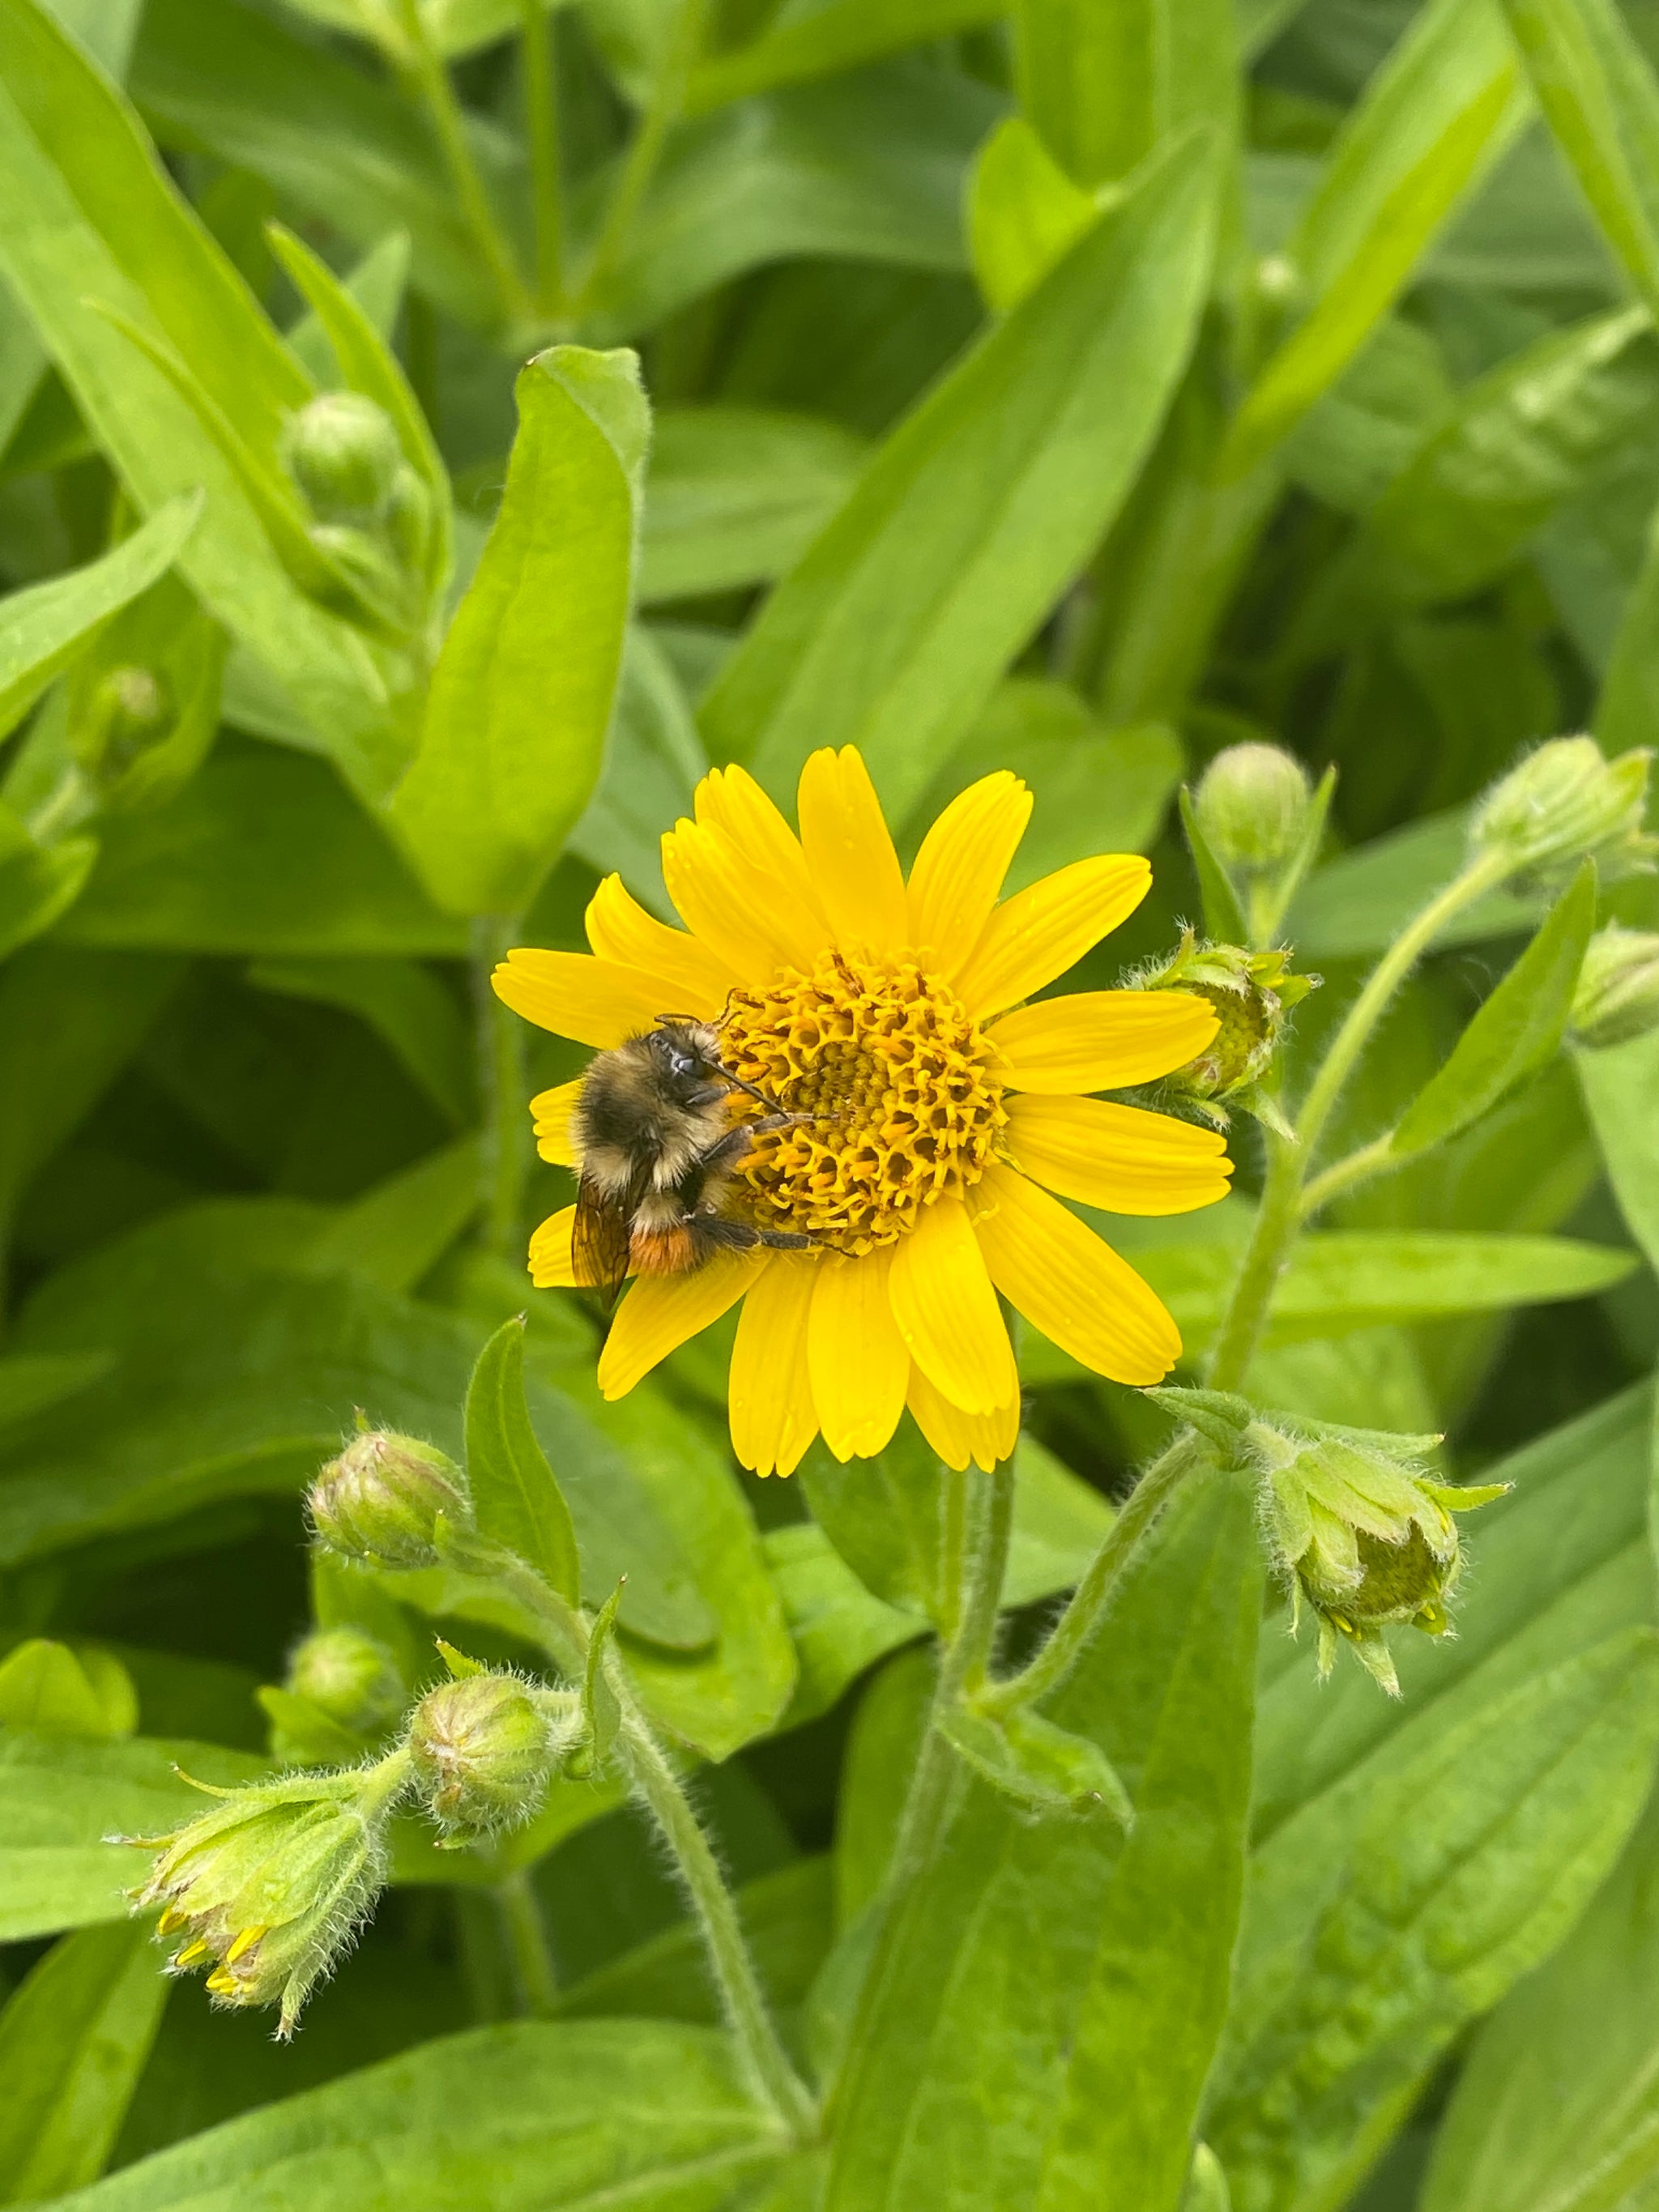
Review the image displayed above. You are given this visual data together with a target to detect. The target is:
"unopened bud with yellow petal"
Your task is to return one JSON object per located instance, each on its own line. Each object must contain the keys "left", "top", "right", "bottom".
{"left": 1570, "top": 924, "right": 1659, "bottom": 1049}
{"left": 127, "top": 1753, "right": 410, "bottom": 2035}
{"left": 407, "top": 1673, "right": 579, "bottom": 1841}
{"left": 1250, "top": 1422, "right": 1507, "bottom": 1694}
{"left": 1470, "top": 737, "right": 1657, "bottom": 893}
{"left": 1131, "top": 931, "right": 1317, "bottom": 1129}
{"left": 308, "top": 1429, "right": 470, "bottom": 1571}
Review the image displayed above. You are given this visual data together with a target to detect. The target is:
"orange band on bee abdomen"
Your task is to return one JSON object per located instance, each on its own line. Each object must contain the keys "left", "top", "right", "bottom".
{"left": 630, "top": 1223, "right": 697, "bottom": 1275}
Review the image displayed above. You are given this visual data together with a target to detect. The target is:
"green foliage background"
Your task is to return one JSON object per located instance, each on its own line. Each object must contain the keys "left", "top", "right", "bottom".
{"left": 1, "top": 0, "right": 1658, "bottom": 2203}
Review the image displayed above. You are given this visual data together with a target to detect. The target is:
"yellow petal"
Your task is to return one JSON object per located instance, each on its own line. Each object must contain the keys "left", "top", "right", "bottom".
{"left": 662, "top": 816, "right": 817, "bottom": 980}
{"left": 906, "top": 1366, "right": 1021, "bottom": 1473}
{"left": 599, "top": 1251, "right": 769, "bottom": 1398}
{"left": 972, "top": 1162, "right": 1180, "bottom": 1386}
{"left": 989, "top": 989, "right": 1218, "bottom": 1093}
{"left": 906, "top": 771, "right": 1034, "bottom": 975}
{"left": 808, "top": 1244, "right": 909, "bottom": 1461}
{"left": 694, "top": 764, "right": 828, "bottom": 966}
{"left": 1004, "top": 1093, "right": 1232, "bottom": 1216}
{"left": 528, "top": 1206, "right": 578, "bottom": 1287}
{"left": 494, "top": 949, "right": 678, "bottom": 1048}
{"left": 584, "top": 873, "right": 736, "bottom": 1012}
{"left": 956, "top": 855, "right": 1152, "bottom": 1018}
{"left": 888, "top": 1196, "right": 1017, "bottom": 1417}
{"left": 729, "top": 1252, "right": 821, "bottom": 1476}
{"left": 796, "top": 746, "right": 910, "bottom": 951}
{"left": 531, "top": 1077, "right": 584, "bottom": 1166}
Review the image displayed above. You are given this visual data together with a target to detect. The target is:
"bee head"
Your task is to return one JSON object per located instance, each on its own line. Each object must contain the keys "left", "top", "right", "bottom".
{"left": 648, "top": 1017, "right": 722, "bottom": 1097}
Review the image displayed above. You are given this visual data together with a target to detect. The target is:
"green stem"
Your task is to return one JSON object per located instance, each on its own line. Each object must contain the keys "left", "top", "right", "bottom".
{"left": 574, "top": 0, "right": 706, "bottom": 313}
{"left": 520, "top": 0, "right": 564, "bottom": 313}
{"left": 496, "top": 1866, "right": 559, "bottom": 2014}
{"left": 395, "top": 0, "right": 531, "bottom": 330}
{"left": 489, "top": 1556, "right": 814, "bottom": 2136}
{"left": 1299, "top": 1131, "right": 1398, "bottom": 1219}
{"left": 472, "top": 914, "right": 528, "bottom": 1266}
{"left": 981, "top": 1434, "right": 1202, "bottom": 1718}
{"left": 1202, "top": 1126, "right": 1302, "bottom": 1392}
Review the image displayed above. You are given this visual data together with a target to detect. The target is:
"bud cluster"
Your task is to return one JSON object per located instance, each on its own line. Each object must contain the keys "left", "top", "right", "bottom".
{"left": 1130, "top": 930, "right": 1317, "bottom": 1130}
{"left": 281, "top": 393, "right": 432, "bottom": 633}
{"left": 1470, "top": 737, "right": 1657, "bottom": 893}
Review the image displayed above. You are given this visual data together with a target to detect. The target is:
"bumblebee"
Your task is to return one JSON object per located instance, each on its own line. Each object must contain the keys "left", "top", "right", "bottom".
{"left": 570, "top": 1016, "right": 810, "bottom": 1303}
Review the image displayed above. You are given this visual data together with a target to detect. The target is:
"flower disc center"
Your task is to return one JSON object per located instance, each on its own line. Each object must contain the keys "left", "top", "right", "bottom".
{"left": 719, "top": 950, "right": 1005, "bottom": 1255}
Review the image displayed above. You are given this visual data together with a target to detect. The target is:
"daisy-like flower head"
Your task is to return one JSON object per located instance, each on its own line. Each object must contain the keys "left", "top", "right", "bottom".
{"left": 493, "top": 748, "right": 1232, "bottom": 1476}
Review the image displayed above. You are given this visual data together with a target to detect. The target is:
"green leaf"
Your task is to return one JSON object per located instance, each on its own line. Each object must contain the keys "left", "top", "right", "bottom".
{"left": 1502, "top": 0, "right": 1659, "bottom": 318}
{"left": 936, "top": 1700, "right": 1136, "bottom": 1826}
{"left": 0, "top": 811, "right": 99, "bottom": 964}
{"left": 65, "top": 568, "right": 227, "bottom": 818}
{"left": 1014, "top": 0, "right": 1239, "bottom": 190}
{"left": 762, "top": 1523, "right": 919, "bottom": 1731}
{"left": 464, "top": 1317, "right": 582, "bottom": 1605}
{"left": 390, "top": 347, "right": 648, "bottom": 918}
{"left": 687, "top": 0, "right": 1000, "bottom": 109}
{"left": 1180, "top": 785, "right": 1252, "bottom": 940}
{"left": 702, "top": 126, "right": 1220, "bottom": 825}
{"left": 569, "top": 625, "right": 707, "bottom": 918}
{"left": 825, "top": 1468, "right": 1260, "bottom": 2211}
{"left": 0, "top": 1643, "right": 135, "bottom": 1741}
{"left": 834, "top": 1647, "right": 935, "bottom": 1928}
{"left": 0, "top": 494, "right": 200, "bottom": 742}
{"left": 1577, "top": 1027, "right": 1659, "bottom": 1274}
{"left": 968, "top": 117, "right": 1101, "bottom": 314}
{"left": 0, "top": 1923, "right": 168, "bottom": 2202}
{"left": 299, "top": 1139, "right": 481, "bottom": 1294}
{"left": 247, "top": 955, "right": 473, "bottom": 1128}
{"left": 1387, "top": 862, "right": 1597, "bottom": 1159}
{"left": 1226, "top": 0, "right": 1530, "bottom": 474}
{"left": 33, "top": 2020, "right": 792, "bottom": 2211}
{"left": 1419, "top": 1789, "right": 1659, "bottom": 2212}
{"left": 1287, "top": 805, "right": 1543, "bottom": 959}
{"left": 639, "top": 407, "right": 868, "bottom": 605}
{"left": 1210, "top": 1630, "right": 1659, "bottom": 2212}
{"left": 579, "top": 1581, "right": 625, "bottom": 1775}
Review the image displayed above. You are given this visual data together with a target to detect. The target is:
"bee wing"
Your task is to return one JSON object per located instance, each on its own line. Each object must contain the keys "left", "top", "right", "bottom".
{"left": 573, "top": 1179, "right": 635, "bottom": 1310}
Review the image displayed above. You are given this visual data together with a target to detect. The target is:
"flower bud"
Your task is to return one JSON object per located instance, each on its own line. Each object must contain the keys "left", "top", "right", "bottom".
{"left": 285, "top": 1628, "right": 404, "bottom": 1738}
{"left": 1570, "top": 924, "right": 1659, "bottom": 1049}
{"left": 307, "top": 522, "right": 413, "bottom": 628}
{"left": 1251, "top": 1423, "right": 1507, "bottom": 1693}
{"left": 382, "top": 463, "right": 433, "bottom": 577}
{"left": 71, "top": 664, "right": 174, "bottom": 786}
{"left": 1194, "top": 744, "right": 1311, "bottom": 876}
{"left": 407, "top": 1673, "right": 574, "bottom": 1839}
{"left": 127, "top": 1754, "right": 409, "bottom": 2035}
{"left": 283, "top": 392, "right": 403, "bottom": 524}
{"left": 307, "top": 1430, "right": 470, "bottom": 1570}
{"left": 1469, "top": 737, "right": 1657, "bottom": 892}
{"left": 1131, "top": 930, "right": 1316, "bottom": 1128}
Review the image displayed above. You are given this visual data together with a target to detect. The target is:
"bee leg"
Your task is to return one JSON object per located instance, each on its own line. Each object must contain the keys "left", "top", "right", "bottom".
{"left": 691, "top": 1217, "right": 812, "bottom": 1256}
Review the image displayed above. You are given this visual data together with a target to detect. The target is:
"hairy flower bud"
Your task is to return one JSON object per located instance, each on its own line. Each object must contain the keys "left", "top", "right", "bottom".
{"left": 1130, "top": 931, "right": 1316, "bottom": 1128}
{"left": 1195, "top": 744, "right": 1312, "bottom": 876}
{"left": 1251, "top": 1423, "right": 1507, "bottom": 1693}
{"left": 284, "top": 392, "right": 403, "bottom": 524}
{"left": 308, "top": 1430, "right": 470, "bottom": 1570}
{"left": 285, "top": 1628, "right": 404, "bottom": 1738}
{"left": 1469, "top": 737, "right": 1657, "bottom": 892}
{"left": 127, "top": 1754, "right": 409, "bottom": 2035}
{"left": 1570, "top": 924, "right": 1659, "bottom": 1049}
{"left": 408, "top": 1673, "right": 575, "bottom": 1840}
{"left": 71, "top": 664, "right": 174, "bottom": 786}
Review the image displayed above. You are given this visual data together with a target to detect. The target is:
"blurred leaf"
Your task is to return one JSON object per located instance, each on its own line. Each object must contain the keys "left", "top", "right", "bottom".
{"left": 1387, "top": 863, "right": 1597, "bottom": 1159}
{"left": 30, "top": 2019, "right": 795, "bottom": 2210}
{"left": 706, "top": 127, "right": 1220, "bottom": 824}
{"left": 391, "top": 347, "right": 648, "bottom": 918}
{"left": 66, "top": 569, "right": 227, "bottom": 817}
{"left": 968, "top": 117, "right": 1100, "bottom": 314}
{"left": 762, "top": 1523, "right": 917, "bottom": 1728}
{"left": 1503, "top": 0, "right": 1659, "bottom": 318}
{"left": 638, "top": 407, "right": 868, "bottom": 604}
{"left": 689, "top": 0, "right": 1000, "bottom": 109}
{"left": 1227, "top": 0, "right": 1531, "bottom": 472}
{"left": 1015, "top": 0, "right": 1238, "bottom": 189}
{"left": 1576, "top": 1026, "right": 1659, "bottom": 1272}
{"left": 0, "top": 1642, "right": 135, "bottom": 1741}
{"left": 0, "top": 0, "right": 403, "bottom": 797}
{"left": 0, "top": 1351, "right": 111, "bottom": 1431}
{"left": 285, "top": 231, "right": 409, "bottom": 388}
{"left": 1419, "top": 1788, "right": 1659, "bottom": 2212}
{"left": 1214, "top": 1630, "right": 1659, "bottom": 2212}
{"left": 1179, "top": 785, "right": 1252, "bottom": 940}
{"left": 0, "top": 809, "right": 99, "bottom": 963}
{"left": 299, "top": 1138, "right": 480, "bottom": 1293}
{"left": 825, "top": 1468, "right": 1260, "bottom": 2212}
{"left": 569, "top": 625, "right": 707, "bottom": 918}
{"left": 1287, "top": 806, "right": 1542, "bottom": 959}
{"left": 0, "top": 1922, "right": 168, "bottom": 2202}
{"left": 834, "top": 1647, "right": 933, "bottom": 1929}
{"left": 465, "top": 1318, "right": 582, "bottom": 1605}
{"left": 0, "top": 1728, "right": 260, "bottom": 1940}
{"left": 59, "top": 743, "right": 466, "bottom": 958}
{"left": 0, "top": 495, "right": 200, "bottom": 744}
{"left": 248, "top": 956, "right": 472, "bottom": 1128}
{"left": 1285, "top": 315, "right": 1456, "bottom": 517}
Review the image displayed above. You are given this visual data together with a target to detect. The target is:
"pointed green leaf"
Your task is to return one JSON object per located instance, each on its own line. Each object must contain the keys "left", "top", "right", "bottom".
{"left": 1015, "top": 0, "right": 1239, "bottom": 190}
{"left": 391, "top": 346, "right": 648, "bottom": 916}
{"left": 579, "top": 1581, "right": 625, "bottom": 1775}
{"left": 1179, "top": 784, "right": 1251, "bottom": 940}
{"left": 464, "top": 1318, "right": 582, "bottom": 1605}
{"left": 938, "top": 1699, "right": 1136, "bottom": 1826}
{"left": 967, "top": 117, "right": 1099, "bottom": 313}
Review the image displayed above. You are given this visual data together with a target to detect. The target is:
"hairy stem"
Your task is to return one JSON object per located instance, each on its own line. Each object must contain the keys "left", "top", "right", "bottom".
{"left": 520, "top": 0, "right": 564, "bottom": 313}
{"left": 395, "top": 0, "right": 530, "bottom": 329}
{"left": 496, "top": 1866, "right": 559, "bottom": 2015}
{"left": 471, "top": 915, "right": 528, "bottom": 1265}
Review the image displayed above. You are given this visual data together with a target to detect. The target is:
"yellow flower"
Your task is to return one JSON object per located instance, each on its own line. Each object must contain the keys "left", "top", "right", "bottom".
{"left": 494, "top": 748, "right": 1230, "bottom": 1475}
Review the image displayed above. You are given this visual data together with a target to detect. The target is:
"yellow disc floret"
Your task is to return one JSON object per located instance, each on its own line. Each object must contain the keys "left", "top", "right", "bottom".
{"left": 719, "top": 948, "right": 1007, "bottom": 1255}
